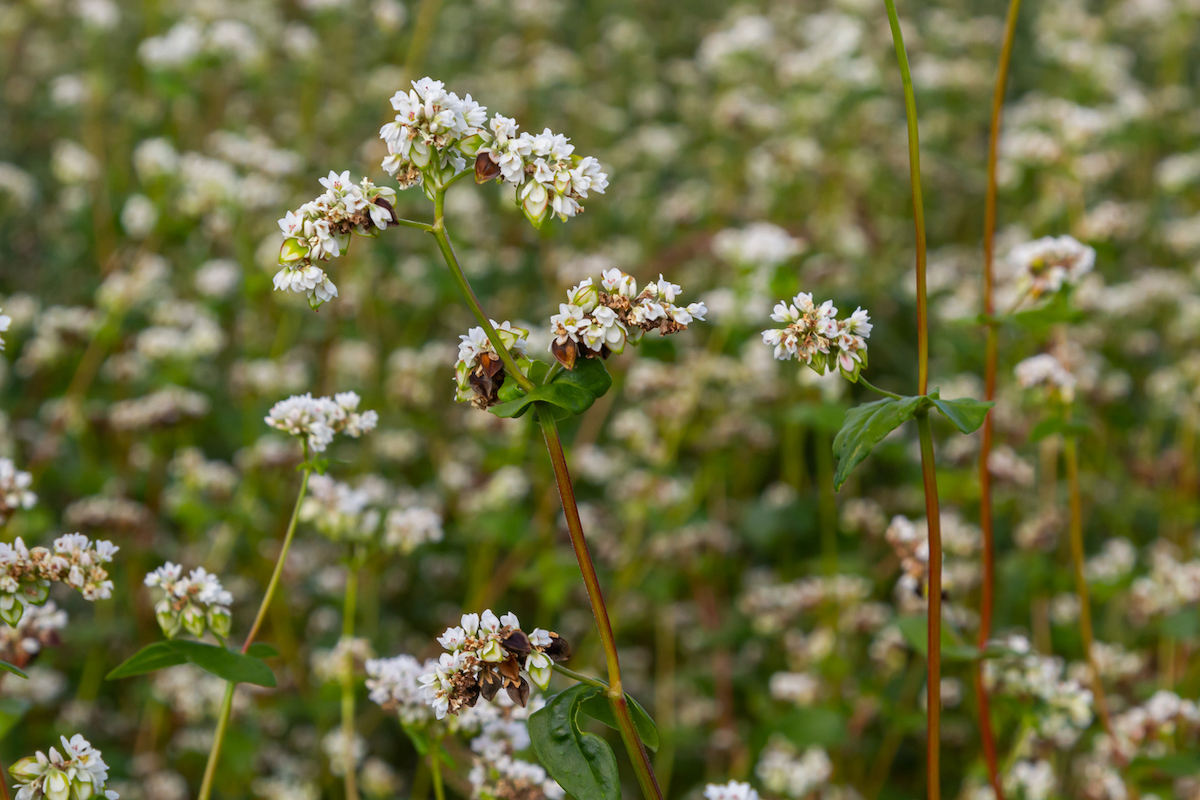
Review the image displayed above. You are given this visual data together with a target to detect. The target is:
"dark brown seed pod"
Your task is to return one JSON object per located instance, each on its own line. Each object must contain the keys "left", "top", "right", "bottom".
{"left": 551, "top": 338, "right": 578, "bottom": 370}
{"left": 546, "top": 634, "right": 571, "bottom": 663}
{"left": 479, "top": 668, "right": 503, "bottom": 701}
{"left": 502, "top": 630, "right": 532, "bottom": 655}
{"left": 475, "top": 152, "right": 501, "bottom": 183}
{"left": 372, "top": 197, "right": 399, "bottom": 226}
{"left": 463, "top": 683, "right": 481, "bottom": 708}
{"left": 498, "top": 657, "right": 522, "bottom": 683}
{"left": 506, "top": 676, "right": 531, "bottom": 708}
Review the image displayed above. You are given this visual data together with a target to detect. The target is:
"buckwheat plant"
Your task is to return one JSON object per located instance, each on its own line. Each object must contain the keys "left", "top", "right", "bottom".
{"left": 8, "top": 735, "right": 118, "bottom": 800}
{"left": 107, "top": 390, "right": 377, "bottom": 800}
{"left": 269, "top": 77, "right": 692, "bottom": 800}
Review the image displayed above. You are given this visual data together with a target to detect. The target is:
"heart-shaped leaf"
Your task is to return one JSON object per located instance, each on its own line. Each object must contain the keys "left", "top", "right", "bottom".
{"left": 530, "top": 684, "right": 620, "bottom": 800}
{"left": 579, "top": 691, "right": 660, "bottom": 752}
{"left": 491, "top": 359, "right": 612, "bottom": 420}
{"left": 107, "top": 641, "right": 188, "bottom": 680}
{"left": 554, "top": 358, "right": 613, "bottom": 399}
{"left": 0, "top": 660, "right": 28, "bottom": 680}
{"left": 929, "top": 396, "right": 994, "bottom": 434}
{"left": 832, "top": 394, "right": 926, "bottom": 490}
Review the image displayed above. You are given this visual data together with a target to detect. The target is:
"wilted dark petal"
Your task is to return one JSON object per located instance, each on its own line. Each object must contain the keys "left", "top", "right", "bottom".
{"left": 479, "top": 668, "right": 502, "bottom": 701}
{"left": 503, "top": 629, "right": 532, "bottom": 654}
{"left": 498, "top": 656, "right": 521, "bottom": 683}
{"left": 463, "top": 683, "right": 481, "bottom": 708}
{"left": 546, "top": 635, "right": 571, "bottom": 663}
{"left": 475, "top": 152, "right": 501, "bottom": 183}
{"left": 551, "top": 338, "right": 578, "bottom": 370}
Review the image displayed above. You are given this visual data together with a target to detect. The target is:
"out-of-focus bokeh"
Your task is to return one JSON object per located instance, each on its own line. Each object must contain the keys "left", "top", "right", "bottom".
{"left": 1, "top": 0, "right": 1199, "bottom": 798}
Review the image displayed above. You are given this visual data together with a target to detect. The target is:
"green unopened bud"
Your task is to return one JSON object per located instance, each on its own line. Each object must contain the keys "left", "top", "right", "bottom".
{"left": 458, "top": 133, "right": 488, "bottom": 157}
{"left": 0, "top": 596, "right": 25, "bottom": 627}
{"left": 209, "top": 607, "right": 232, "bottom": 639}
{"left": 45, "top": 769, "right": 70, "bottom": 800}
{"left": 10, "top": 756, "right": 45, "bottom": 782}
{"left": 521, "top": 183, "right": 549, "bottom": 228}
{"left": 279, "top": 237, "right": 310, "bottom": 265}
{"left": 182, "top": 605, "right": 206, "bottom": 638}
{"left": 606, "top": 324, "right": 627, "bottom": 355}
{"left": 625, "top": 327, "right": 644, "bottom": 346}
{"left": 155, "top": 600, "right": 182, "bottom": 639}
{"left": 567, "top": 282, "right": 599, "bottom": 313}
{"left": 72, "top": 774, "right": 96, "bottom": 800}
{"left": 478, "top": 640, "right": 505, "bottom": 663}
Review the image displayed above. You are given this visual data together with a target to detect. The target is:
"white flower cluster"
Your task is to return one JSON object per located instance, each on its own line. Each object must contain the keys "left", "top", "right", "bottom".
{"left": 264, "top": 391, "right": 378, "bottom": 453}
{"left": 454, "top": 321, "right": 530, "bottom": 409}
{"left": 0, "top": 306, "right": 10, "bottom": 350}
{"left": 1003, "top": 760, "right": 1056, "bottom": 800}
{"left": 704, "top": 781, "right": 761, "bottom": 800}
{"left": 379, "top": 77, "right": 489, "bottom": 188}
{"left": 1015, "top": 353, "right": 1077, "bottom": 403}
{"left": 144, "top": 563, "right": 233, "bottom": 640}
{"left": 9, "top": 734, "right": 118, "bottom": 800}
{"left": 0, "top": 457, "right": 36, "bottom": 525}
{"left": 419, "top": 610, "right": 568, "bottom": 720}
{"left": 0, "top": 535, "right": 118, "bottom": 626}
{"left": 367, "top": 654, "right": 439, "bottom": 726}
{"left": 1008, "top": 235, "right": 1095, "bottom": 298}
{"left": 384, "top": 506, "right": 444, "bottom": 554}
{"left": 378, "top": 77, "right": 608, "bottom": 226}
{"left": 470, "top": 752, "right": 565, "bottom": 800}
{"left": 312, "top": 636, "right": 375, "bottom": 686}
{"left": 0, "top": 601, "right": 67, "bottom": 669}
{"left": 1128, "top": 547, "right": 1200, "bottom": 622}
{"left": 274, "top": 171, "right": 398, "bottom": 309}
{"left": 1109, "top": 690, "right": 1200, "bottom": 762}
{"left": 756, "top": 742, "right": 833, "bottom": 799}
{"left": 983, "top": 635, "right": 1094, "bottom": 747}
{"left": 548, "top": 269, "right": 706, "bottom": 370}
{"left": 762, "top": 293, "right": 872, "bottom": 381}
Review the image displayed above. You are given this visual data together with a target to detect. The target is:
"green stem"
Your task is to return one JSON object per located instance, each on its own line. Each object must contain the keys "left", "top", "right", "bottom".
{"left": 538, "top": 410, "right": 663, "bottom": 800}
{"left": 430, "top": 190, "right": 534, "bottom": 393}
{"left": 882, "top": 0, "right": 929, "bottom": 396}
{"left": 858, "top": 375, "right": 903, "bottom": 400}
{"left": 341, "top": 559, "right": 360, "bottom": 800}
{"left": 429, "top": 736, "right": 446, "bottom": 800}
{"left": 977, "top": 3, "right": 1022, "bottom": 798}
{"left": 197, "top": 682, "right": 236, "bottom": 800}
{"left": 394, "top": 217, "right": 434, "bottom": 232}
{"left": 553, "top": 663, "right": 608, "bottom": 689}
{"left": 199, "top": 456, "right": 313, "bottom": 799}
{"left": 916, "top": 411, "right": 942, "bottom": 800}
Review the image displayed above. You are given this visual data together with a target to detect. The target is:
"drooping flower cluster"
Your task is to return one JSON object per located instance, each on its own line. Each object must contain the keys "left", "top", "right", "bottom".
{"left": 274, "top": 171, "right": 398, "bottom": 309}
{"left": 0, "top": 535, "right": 117, "bottom": 626}
{"left": 476, "top": 120, "right": 609, "bottom": 227}
{"left": 1008, "top": 235, "right": 1095, "bottom": 298}
{"left": 548, "top": 269, "right": 707, "bottom": 370}
{"left": 0, "top": 457, "right": 36, "bottom": 525}
{"left": 143, "top": 563, "right": 233, "bottom": 640}
{"left": 454, "top": 321, "right": 530, "bottom": 409}
{"left": 1015, "top": 353, "right": 1077, "bottom": 403}
{"left": 983, "top": 635, "right": 1094, "bottom": 747}
{"left": 379, "top": 77, "right": 489, "bottom": 188}
{"left": 762, "top": 293, "right": 872, "bottom": 380}
{"left": 419, "top": 610, "right": 569, "bottom": 719}
{"left": 264, "top": 391, "right": 378, "bottom": 453}
{"left": 9, "top": 735, "right": 119, "bottom": 800}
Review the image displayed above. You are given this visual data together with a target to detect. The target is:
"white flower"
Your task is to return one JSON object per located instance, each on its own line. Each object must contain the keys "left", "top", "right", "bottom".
{"left": 704, "top": 780, "right": 760, "bottom": 800}
{"left": 1015, "top": 353, "right": 1076, "bottom": 403}
{"left": 9, "top": 734, "right": 119, "bottom": 800}
{"left": 264, "top": 392, "right": 378, "bottom": 453}
{"left": 762, "top": 294, "right": 870, "bottom": 380}
{"left": 1008, "top": 235, "right": 1094, "bottom": 298}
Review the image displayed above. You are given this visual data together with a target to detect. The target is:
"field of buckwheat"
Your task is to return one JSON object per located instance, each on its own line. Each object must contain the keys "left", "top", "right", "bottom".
{"left": 1, "top": 0, "right": 1200, "bottom": 799}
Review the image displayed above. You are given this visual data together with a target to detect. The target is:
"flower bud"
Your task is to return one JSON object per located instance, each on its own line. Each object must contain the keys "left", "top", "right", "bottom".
{"left": 279, "top": 238, "right": 310, "bottom": 265}
{"left": 458, "top": 133, "right": 488, "bottom": 157}
{"left": 9, "top": 756, "right": 45, "bottom": 782}
{"left": 209, "top": 607, "right": 232, "bottom": 639}
{"left": 475, "top": 152, "right": 501, "bottom": 183}
{"left": 155, "top": 599, "right": 181, "bottom": 639}
{"left": 567, "top": 281, "right": 599, "bottom": 313}
{"left": 0, "top": 596, "right": 25, "bottom": 627}
{"left": 182, "top": 604, "right": 206, "bottom": 638}
{"left": 478, "top": 639, "right": 505, "bottom": 663}
{"left": 521, "top": 183, "right": 549, "bottom": 228}
{"left": 72, "top": 774, "right": 96, "bottom": 800}
{"left": 45, "top": 768, "right": 70, "bottom": 800}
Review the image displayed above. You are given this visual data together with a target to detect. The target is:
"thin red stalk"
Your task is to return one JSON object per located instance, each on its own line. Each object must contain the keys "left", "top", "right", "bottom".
{"left": 916, "top": 412, "right": 942, "bottom": 800}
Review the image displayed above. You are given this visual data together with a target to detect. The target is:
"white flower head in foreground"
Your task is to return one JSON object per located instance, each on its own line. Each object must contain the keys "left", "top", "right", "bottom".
{"left": 0, "top": 458, "right": 36, "bottom": 525}
{"left": 0, "top": 534, "right": 118, "bottom": 626}
{"left": 380, "top": 77, "right": 489, "bottom": 188}
{"left": 9, "top": 734, "right": 119, "bottom": 800}
{"left": 1008, "top": 235, "right": 1094, "bottom": 298}
{"left": 762, "top": 293, "right": 872, "bottom": 381}
{"left": 547, "top": 270, "right": 706, "bottom": 371}
{"left": 264, "top": 391, "right": 378, "bottom": 453}
{"left": 144, "top": 563, "right": 233, "bottom": 640}
{"left": 704, "top": 781, "right": 761, "bottom": 800}
{"left": 1015, "top": 353, "right": 1076, "bottom": 404}
{"left": 419, "top": 610, "right": 570, "bottom": 719}
{"left": 274, "top": 171, "right": 398, "bottom": 309}
{"left": 454, "top": 321, "right": 530, "bottom": 409}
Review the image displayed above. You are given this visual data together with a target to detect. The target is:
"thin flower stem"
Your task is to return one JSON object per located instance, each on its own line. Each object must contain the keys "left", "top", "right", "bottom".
{"left": 341, "top": 560, "right": 361, "bottom": 800}
{"left": 553, "top": 663, "right": 608, "bottom": 689}
{"left": 977, "top": 1, "right": 1022, "bottom": 796}
{"left": 882, "top": 0, "right": 929, "bottom": 396}
{"left": 431, "top": 191, "right": 535, "bottom": 393}
{"left": 394, "top": 217, "right": 434, "bottom": 232}
{"left": 197, "top": 682, "right": 236, "bottom": 800}
{"left": 538, "top": 409, "right": 663, "bottom": 800}
{"left": 0, "top": 758, "right": 10, "bottom": 800}
{"left": 915, "top": 411, "right": 943, "bottom": 800}
{"left": 199, "top": 455, "right": 313, "bottom": 799}
{"left": 430, "top": 736, "right": 447, "bottom": 800}
{"left": 1063, "top": 437, "right": 1116, "bottom": 741}
{"left": 857, "top": 376, "right": 904, "bottom": 400}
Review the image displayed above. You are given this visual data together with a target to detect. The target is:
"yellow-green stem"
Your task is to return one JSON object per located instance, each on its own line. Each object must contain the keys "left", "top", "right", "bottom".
{"left": 430, "top": 736, "right": 446, "bottom": 800}
{"left": 197, "top": 682, "right": 236, "bottom": 800}
{"left": 916, "top": 411, "right": 942, "bottom": 800}
{"left": 341, "top": 562, "right": 360, "bottom": 800}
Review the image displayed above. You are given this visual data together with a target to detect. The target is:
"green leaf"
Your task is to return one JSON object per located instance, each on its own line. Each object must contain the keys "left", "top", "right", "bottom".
{"left": 530, "top": 684, "right": 620, "bottom": 800}
{"left": 490, "top": 383, "right": 596, "bottom": 420}
{"left": 1159, "top": 610, "right": 1199, "bottom": 641}
{"left": 832, "top": 395, "right": 926, "bottom": 490}
{"left": 0, "top": 660, "right": 28, "bottom": 680}
{"left": 106, "top": 641, "right": 188, "bottom": 680}
{"left": 0, "top": 697, "right": 30, "bottom": 740}
{"left": 245, "top": 643, "right": 280, "bottom": 659}
{"left": 1029, "top": 415, "right": 1090, "bottom": 442}
{"left": 894, "top": 616, "right": 981, "bottom": 662}
{"left": 553, "top": 358, "right": 612, "bottom": 399}
{"left": 929, "top": 396, "right": 994, "bottom": 434}
{"left": 579, "top": 691, "right": 660, "bottom": 752}
{"left": 169, "top": 640, "right": 277, "bottom": 687}
{"left": 401, "top": 721, "right": 432, "bottom": 755}
{"left": 107, "top": 641, "right": 277, "bottom": 687}
{"left": 1009, "top": 293, "right": 1085, "bottom": 330}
